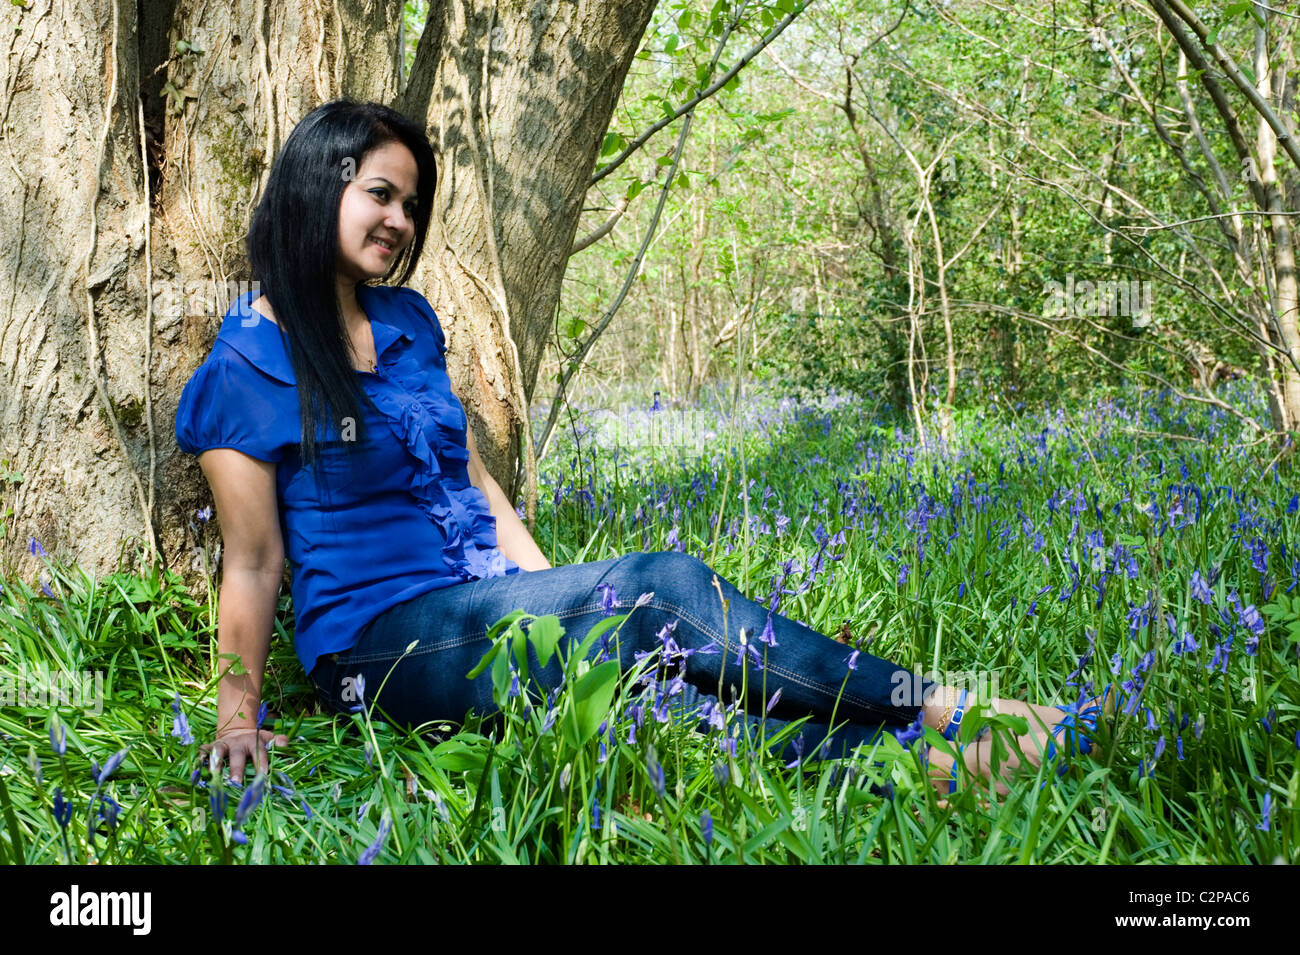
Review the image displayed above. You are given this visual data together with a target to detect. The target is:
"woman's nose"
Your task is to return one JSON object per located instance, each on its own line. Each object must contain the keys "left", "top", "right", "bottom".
{"left": 384, "top": 204, "right": 411, "bottom": 234}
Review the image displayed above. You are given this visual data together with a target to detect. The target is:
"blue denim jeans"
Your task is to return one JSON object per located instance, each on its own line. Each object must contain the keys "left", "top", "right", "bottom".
{"left": 310, "top": 551, "right": 934, "bottom": 760}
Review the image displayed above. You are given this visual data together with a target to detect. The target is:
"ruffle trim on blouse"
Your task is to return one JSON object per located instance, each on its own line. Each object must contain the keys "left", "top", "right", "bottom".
{"left": 367, "top": 353, "right": 517, "bottom": 583}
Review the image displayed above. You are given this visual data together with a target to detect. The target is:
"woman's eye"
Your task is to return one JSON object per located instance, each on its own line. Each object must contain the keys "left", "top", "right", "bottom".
{"left": 371, "top": 188, "right": 388, "bottom": 201}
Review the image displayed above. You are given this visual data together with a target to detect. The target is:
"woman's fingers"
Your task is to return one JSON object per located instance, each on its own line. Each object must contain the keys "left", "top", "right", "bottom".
{"left": 199, "top": 731, "right": 291, "bottom": 784}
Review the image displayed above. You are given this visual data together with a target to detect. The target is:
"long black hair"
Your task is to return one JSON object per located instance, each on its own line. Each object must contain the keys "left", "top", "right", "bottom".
{"left": 246, "top": 98, "right": 437, "bottom": 468}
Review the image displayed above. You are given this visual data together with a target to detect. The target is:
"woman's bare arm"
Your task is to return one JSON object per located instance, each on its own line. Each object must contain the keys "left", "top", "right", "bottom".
{"left": 197, "top": 447, "right": 290, "bottom": 781}
{"left": 464, "top": 428, "right": 552, "bottom": 571}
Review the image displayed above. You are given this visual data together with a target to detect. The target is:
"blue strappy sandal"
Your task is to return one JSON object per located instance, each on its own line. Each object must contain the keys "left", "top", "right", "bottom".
{"left": 944, "top": 685, "right": 1123, "bottom": 792}
{"left": 942, "top": 688, "right": 969, "bottom": 794}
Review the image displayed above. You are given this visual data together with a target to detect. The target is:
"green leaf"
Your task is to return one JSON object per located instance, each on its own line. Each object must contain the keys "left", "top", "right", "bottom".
{"left": 466, "top": 641, "right": 500, "bottom": 680}
{"left": 0, "top": 775, "right": 24, "bottom": 865}
{"left": 572, "top": 613, "right": 628, "bottom": 663}
{"left": 491, "top": 644, "right": 511, "bottom": 702}
{"left": 665, "top": 33, "right": 680, "bottom": 54}
{"left": 429, "top": 736, "right": 489, "bottom": 773}
{"left": 677, "top": 9, "right": 692, "bottom": 29}
{"left": 487, "top": 609, "right": 527, "bottom": 642}
{"left": 511, "top": 622, "right": 529, "bottom": 689}
{"left": 563, "top": 660, "right": 620, "bottom": 747}
{"left": 528, "top": 615, "right": 564, "bottom": 668}
{"left": 625, "top": 179, "right": 647, "bottom": 201}
{"left": 760, "top": 7, "right": 774, "bottom": 28}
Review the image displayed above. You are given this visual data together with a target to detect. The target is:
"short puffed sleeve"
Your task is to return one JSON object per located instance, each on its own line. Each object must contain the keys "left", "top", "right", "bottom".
{"left": 397, "top": 287, "right": 447, "bottom": 357}
{"left": 175, "top": 350, "right": 297, "bottom": 463}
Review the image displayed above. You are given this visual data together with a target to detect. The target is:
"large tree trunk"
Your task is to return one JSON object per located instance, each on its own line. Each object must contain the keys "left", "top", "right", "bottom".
{"left": 0, "top": 0, "right": 656, "bottom": 584}
{"left": 411, "top": 0, "right": 656, "bottom": 499}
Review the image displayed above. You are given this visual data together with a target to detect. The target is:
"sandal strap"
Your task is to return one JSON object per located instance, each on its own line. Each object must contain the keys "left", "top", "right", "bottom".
{"left": 942, "top": 687, "right": 968, "bottom": 742}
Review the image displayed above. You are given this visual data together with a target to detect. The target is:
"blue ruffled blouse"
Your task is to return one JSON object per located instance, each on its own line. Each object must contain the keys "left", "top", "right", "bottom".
{"left": 175, "top": 284, "right": 520, "bottom": 676}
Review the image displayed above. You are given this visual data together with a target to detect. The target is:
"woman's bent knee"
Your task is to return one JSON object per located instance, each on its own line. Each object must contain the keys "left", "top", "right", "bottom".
{"left": 615, "top": 550, "right": 713, "bottom": 597}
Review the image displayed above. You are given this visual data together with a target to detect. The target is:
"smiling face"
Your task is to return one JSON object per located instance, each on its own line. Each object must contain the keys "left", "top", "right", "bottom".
{"left": 334, "top": 140, "right": 420, "bottom": 289}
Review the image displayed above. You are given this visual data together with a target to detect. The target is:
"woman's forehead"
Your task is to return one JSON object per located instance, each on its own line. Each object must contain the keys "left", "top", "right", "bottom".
{"left": 357, "top": 142, "right": 418, "bottom": 189}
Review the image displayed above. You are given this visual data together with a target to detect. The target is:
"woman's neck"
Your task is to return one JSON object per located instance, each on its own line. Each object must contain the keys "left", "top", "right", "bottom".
{"left": 335, "top": 277, "right": 369, "bottom": 336}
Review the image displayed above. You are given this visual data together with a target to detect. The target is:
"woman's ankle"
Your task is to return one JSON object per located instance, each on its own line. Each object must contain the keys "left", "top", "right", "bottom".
{"left": 921, "top": 684, "right": 977, "bottom": 733}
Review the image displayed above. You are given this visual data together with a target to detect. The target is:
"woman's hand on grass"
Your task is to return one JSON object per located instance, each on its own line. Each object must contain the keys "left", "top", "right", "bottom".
{"left": 202, "top": 728, "right": 289, "bottom": 784}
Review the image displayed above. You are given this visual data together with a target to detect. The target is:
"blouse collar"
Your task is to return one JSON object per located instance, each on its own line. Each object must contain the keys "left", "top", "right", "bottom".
{"left": 215, "top": 284, "right": 415, "bottom": 385}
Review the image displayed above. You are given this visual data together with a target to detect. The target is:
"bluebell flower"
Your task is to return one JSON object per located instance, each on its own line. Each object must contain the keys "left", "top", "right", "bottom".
{"left": 348, "top": 673, "right": 366, "bottom": 714}
{"left": 700, "top": 810, "right": 713, "bottom": 846}
{"left": 596, "top": 582, "right": 619, "bottom": 615}
{"left": 757, "top": 614, "right": 779, "bottom": 647}
{"left": 1172, "top": 631, "right": 1199, "bottom": 654}
{"left": 712, "top": 762, "right": 729, "bottom": 786}
{"left": 647, "top": 748, "right": 666, "bottom": 798}
{"left": 1262, "top": 708, "right": 1277, "bottom": 734}
{"left": 209, "top": 788, "right": 228, "bottom": 819}
{"left": 171, "top": 693, "right": 194, "bottom": 745}
{"left": 1257, "top": 793, "right": 1272, "bottom": 832}
{"left": 846, "top": 650, "right": 859, "bottom": 672}
{"left": 1145, "top": 708, "right": 1157, "bottom": 732}
{"left": 231, "top": 829, "right": 249, "bottom": 845}
{"left": 52, "top": 788, "right": 73, "bottom": 829}
{"left": 1237, "top": 603, "right": 1265, "bottom": 636}
{"left": 1110, "top": 652, "right": 1122, "bottom": 675}
{"left": 256, "top": 702, "right": 268, "bottom": 729}
{"left": 1176, "top": 736, "right": 1184, "bottom": 760}
{"left": 895, "top": 710, "right": 925, "bottom": 751}
{"left": 785, "top": 734, "right": 806, "bottom": 770}
{"left": 1153, "top": 736, "right": 1166, "bottom": 761}
{"left": 94, "top": 747, "right": 129, "bottom": 786}
{"left": 765, "top": 688, "right": 782, "bottom": 715}
{"left": 699, "top": 699, "right": 725, "bottom": 732}
{"left": 652, "top": 691, "right": 672, "bottom": 724}
{"left": 358, "top": 811, "right": 393, "bottom": 865}
{"left": 734, "top": 632, "right": 763, "bottom": 670}
{"left": 1207, "top": 639, "right": 1231, "bottom": 673}
{"left": 1190, "top": 570, "right": 1213, "bottom": 605}
{"left": 50, "top": 721, "right": 66, "bottom": 758}
{"left": 233, "top": 773, "right": 267, "bottom": 827}
{"left": 1249, "top": 537, "right": 1268, "bottom": 574}
{"left": 197, "top": 505, "right": 213, "bottom": 523}
{"left": 91, "top": 794, "right": 121, "bottom": 842}
{"left": 651, "top": 391, "right": 662, "bottom": 413}
{"left": 897, "top": 563, "right": 910, "bottom": 586}
{"left": 28, "top": 536, "right": 46, "bottom": 557}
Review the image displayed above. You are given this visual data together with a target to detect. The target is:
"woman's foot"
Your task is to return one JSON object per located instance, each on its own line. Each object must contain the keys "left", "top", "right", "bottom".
{"left": 921, "top": 689, "right": 1106, "bottom": 801}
